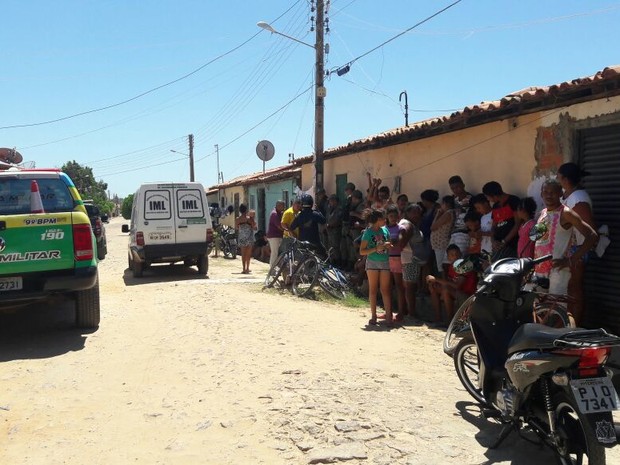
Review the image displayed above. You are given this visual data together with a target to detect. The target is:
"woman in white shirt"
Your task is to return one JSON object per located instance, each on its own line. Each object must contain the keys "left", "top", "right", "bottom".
{"left": 557, "top": 162, "right": 596, "bottom": 326}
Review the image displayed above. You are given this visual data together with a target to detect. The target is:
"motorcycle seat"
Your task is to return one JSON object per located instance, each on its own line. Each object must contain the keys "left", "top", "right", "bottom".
{"left": 508, "top": 323, "right": 576, "bottom": 354}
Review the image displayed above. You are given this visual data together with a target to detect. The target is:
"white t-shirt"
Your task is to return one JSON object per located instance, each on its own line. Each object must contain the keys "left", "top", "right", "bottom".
{"left": 399, "top": 218, "right": 413, "bottom": 264}
{"left": 562, "top": 189, "right": 592, "bottom": 245}
{"left": 481, "top": 212, "right": 493, "bottom": 254}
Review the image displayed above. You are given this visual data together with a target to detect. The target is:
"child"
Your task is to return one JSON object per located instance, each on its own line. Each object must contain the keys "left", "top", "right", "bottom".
{"left": 426, "top": 244, "right": 477, "bottom": 325}
{"left": 359, "top": 208, "right": 393, "bottom": 326}
{"left": 516, "top": 197, "right": 537, "bottom": 258}
{"left": 430, "top": 195, "right": 455, "bottom": 276}
{"left": 464, "top": 210, "right": 482, "bottom": 256}
{"left": 472, "top": 194, "right": 493, "bottom": 255}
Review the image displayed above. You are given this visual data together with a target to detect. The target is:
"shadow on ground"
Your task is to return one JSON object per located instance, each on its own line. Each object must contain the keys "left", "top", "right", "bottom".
{"left": 455, "top": 400, "right": 559, "bottom": 464}
{"left": 122, "top": 263, "right": 208, "bottom": 286}
{"left": 0, "top": 299, "right": 89, "bottom": 362}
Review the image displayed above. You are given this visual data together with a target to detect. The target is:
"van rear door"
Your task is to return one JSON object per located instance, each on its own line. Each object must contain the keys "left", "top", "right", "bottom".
{"left": 174, "top": 186, "right": 208, "bottom": 244}
{"left": 142, "top": 186, "right": 175, "bottom": 245}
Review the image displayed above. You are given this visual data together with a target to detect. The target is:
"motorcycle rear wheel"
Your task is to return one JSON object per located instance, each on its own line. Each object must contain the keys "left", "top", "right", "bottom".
{"left": 552, "top": 392, "right": 606, "bottom": 465}
{"left": 453, "top": 336, "right": 488, "bottom": 406}
{"left": 223, "top": 242, "right": 237, "bottom": 259}
{"left": 443, "top": 295, "right": 475, "bottom": 356}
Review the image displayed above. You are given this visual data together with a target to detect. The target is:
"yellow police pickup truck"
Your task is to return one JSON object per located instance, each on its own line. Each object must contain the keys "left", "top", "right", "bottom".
{"left": 0, "top": 168, "right": 100, "bottom": 328}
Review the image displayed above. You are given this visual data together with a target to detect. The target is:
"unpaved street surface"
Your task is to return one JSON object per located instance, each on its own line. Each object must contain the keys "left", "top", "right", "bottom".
{"left": 2, "top": 217, "right": 619, "bottom": 464}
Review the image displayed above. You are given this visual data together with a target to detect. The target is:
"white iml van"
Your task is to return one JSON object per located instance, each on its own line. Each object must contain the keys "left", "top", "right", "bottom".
{"left": 121, "top": 182, "right": 213, "bottom": 277}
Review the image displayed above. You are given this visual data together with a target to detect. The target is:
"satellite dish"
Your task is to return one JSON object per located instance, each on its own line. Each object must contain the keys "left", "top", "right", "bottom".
{"left": 0, "top": 148, "right": 23, "bottom": 164}
{"left": 256, "top": 140, "right": 275, "bottom": 162}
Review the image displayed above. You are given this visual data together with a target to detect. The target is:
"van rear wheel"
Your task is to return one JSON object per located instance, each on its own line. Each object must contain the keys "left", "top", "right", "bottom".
{"left": 197, "top": 254, "right": 208, "bottom": 275}
{"left": 132, "top": 258, "right": 143, "bottom": 278}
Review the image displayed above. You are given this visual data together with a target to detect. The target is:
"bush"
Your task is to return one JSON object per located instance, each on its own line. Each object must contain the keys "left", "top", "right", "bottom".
{"left": 121, "top": 194, "right": 134, "bottom": 220}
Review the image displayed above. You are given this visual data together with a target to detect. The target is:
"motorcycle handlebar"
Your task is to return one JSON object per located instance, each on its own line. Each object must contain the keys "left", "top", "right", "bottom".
{"left": 532, "top": 254, "right": 552, "bottom": 265}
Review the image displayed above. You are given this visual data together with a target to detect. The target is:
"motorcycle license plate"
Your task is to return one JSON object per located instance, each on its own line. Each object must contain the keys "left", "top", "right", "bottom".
{"left": 570, "top": 377, "right": 620, "bottom": 414}
{"left": 0, "top": 277, "right": 22, "bottom": 291}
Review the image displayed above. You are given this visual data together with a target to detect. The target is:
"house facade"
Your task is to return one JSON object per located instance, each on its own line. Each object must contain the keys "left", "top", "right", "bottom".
{"left": 299, "top": 65, "right": 620, "bottom": 331}
{"left": 208, "top": 164, "right": 301, "bottom": 231}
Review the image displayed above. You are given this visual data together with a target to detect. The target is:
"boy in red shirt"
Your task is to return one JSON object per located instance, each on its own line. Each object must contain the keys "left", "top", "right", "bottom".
{"left": 426, "top": 244, "right": 477, "bottom": 325}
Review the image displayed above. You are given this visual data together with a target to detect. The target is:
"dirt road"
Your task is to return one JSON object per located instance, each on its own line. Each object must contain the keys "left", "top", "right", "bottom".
{"left": 1, "top": 217, "right": 619, "bottom": 464}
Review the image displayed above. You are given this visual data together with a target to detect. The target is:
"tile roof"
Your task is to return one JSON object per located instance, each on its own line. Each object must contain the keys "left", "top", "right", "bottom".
{"left": 326, "top": 64, "right": 620, "bottom": 157}
{"left": 209, "top": 65, "right": 620, "bottom": 183}
{"left": 208, "top": 163, "right": 301, "bottom": 190}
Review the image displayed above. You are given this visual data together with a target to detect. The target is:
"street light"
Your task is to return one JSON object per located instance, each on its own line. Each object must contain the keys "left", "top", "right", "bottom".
{"left": 257, "top": 4, "right": 325, "bottom": 192}
{"left": 170, "top": 145, "right": 195, "bottom": 182}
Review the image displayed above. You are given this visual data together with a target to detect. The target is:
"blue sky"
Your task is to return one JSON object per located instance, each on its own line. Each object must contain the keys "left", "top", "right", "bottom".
{"left": 2, "top": 0, "right": 619, "bottom": 197}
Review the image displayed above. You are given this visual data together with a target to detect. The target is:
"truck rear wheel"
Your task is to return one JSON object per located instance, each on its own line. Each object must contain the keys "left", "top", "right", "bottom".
{"left": 197, "top": 254, "right": 208, "bottom": 275}
{"left": 76, "top": 277, "right": 100, "bottom": 329}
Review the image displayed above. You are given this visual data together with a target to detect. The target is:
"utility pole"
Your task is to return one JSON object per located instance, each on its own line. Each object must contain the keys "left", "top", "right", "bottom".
{"left": 314, "top": 0, "right": 325, "bottom": 192}
{"left": 215, "top": 144, "right": 221, "bottom": 184}
{"left": 188, "top": 134, "right": 195, "bottom": 182}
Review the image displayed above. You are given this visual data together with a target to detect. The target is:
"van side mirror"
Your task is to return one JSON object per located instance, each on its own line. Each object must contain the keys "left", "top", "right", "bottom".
{"left": 101, "top": 214, "right": 109, "bottom": 223}
{"left": 121, "top": 224, "right": 129, "bottom": 233}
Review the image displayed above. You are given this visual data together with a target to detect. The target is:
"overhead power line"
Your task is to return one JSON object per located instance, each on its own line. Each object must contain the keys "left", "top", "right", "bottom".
{"left": 330, "top": 0, "right": 462, "bottom": 75}
{"left": 0, "top": 0, "right": 304, "bottom": 131}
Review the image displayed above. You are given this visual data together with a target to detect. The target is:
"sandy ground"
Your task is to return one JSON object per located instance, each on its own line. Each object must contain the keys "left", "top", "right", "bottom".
{"left": 1, "top": 216, "right": 619, "bottom": 464}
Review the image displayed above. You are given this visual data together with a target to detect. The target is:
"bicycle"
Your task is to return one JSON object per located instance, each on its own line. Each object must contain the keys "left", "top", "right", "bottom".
{"left": 263, "top": 239, "right": 315, "bottom": 290}
{"left": 291, "top": 248, "right": 349, "bottom": 299}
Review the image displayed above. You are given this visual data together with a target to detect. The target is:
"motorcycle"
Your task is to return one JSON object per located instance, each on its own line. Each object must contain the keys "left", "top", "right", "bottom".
{"left": 451, "top": 253, "right": 620, "bottom": 464}
{"left": 207, "top": 224, "right": 238, "bottom": 259}
{"left": 218, "top": 224, "right": 238, "bottom": 259}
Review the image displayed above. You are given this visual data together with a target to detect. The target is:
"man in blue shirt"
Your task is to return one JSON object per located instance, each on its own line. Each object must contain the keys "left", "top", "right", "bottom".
{"left": 291, "top": 194, "right": 327, "bottom": 256}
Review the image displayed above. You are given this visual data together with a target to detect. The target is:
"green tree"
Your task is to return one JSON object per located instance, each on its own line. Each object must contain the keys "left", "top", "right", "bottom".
{"left": 121, "top": 194, "right": 134, "bottom": 220}
{"left": 61, "top": 160, "right": 114, "bottom": 214}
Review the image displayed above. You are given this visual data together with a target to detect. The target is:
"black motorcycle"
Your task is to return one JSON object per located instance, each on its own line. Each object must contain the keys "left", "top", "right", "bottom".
{"left": 452, "top": 253, "right": 620, "bottom": 464}
{"left": 207, "top": 224, "right": 238, "bottom": 259}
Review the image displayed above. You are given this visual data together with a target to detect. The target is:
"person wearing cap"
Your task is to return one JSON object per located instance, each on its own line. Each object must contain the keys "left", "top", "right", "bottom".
{"left": 279, "top": 198, "right": 301, "bottom": 255}
{"left": 325, "top": 194, "right": 343, "bottom": 265}
{"left": 290, "top": 194, "right": 326, "bottom": 255}
{"left": 557, "top": 162, "right": 596, "bottom": 325}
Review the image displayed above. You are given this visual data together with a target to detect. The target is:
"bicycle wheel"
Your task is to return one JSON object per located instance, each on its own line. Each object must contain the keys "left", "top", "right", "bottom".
{"left": 291, "top": 257, "right": 319, "bottom": 297}
{"left": 264, "top": 253, "right": 287, "bottom": 289}
{"left": 443, "top": 295, "right": 475, "bottom": 356}
{"left": 318, "top": 265, "right": 348, "bottom": 299}
{"left": 534, "top": 303, "right": 572, "bottom": 328}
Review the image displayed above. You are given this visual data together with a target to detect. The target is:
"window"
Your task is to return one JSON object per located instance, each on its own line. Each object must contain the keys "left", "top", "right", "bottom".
{"left": 282, "top": 190, "right": 289, "bottom": 207}
{"left": 0, "top": 177, "right": 73, "bottom": 214}
{"left": 249, "top": 194, "right": 256, "bottom": 210}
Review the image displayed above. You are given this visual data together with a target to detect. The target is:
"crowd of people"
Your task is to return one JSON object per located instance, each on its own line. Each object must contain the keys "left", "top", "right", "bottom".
{"left": 262, "top": 162, "right": 600, "bottom": 328}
